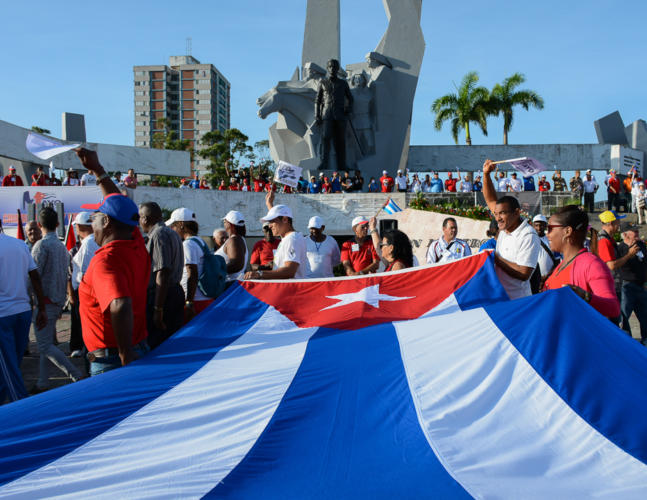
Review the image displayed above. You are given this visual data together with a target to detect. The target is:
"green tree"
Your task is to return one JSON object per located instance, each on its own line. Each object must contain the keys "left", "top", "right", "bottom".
{"left": 199, "top": 128, "right": 254, "bottom": 185}
{"left": 31, "top": 126, "right": 51, "bottom": 135}
{"left": 253, "top": 139, "right": 274, "bottom": 176}
{"left": 490, "top": 73, "right": 544, "bottom": 145}
{"left": 431, "top": 71, "right": 490, "bottom": 145}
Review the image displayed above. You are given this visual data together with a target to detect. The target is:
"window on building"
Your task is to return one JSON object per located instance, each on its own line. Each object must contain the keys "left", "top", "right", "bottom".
{"left": 135, "top": 71, "right": 145, "bottom": 76}
{"left": 135, "top": 121, "right": 146, "bottom": 126}
{"left": 197, "top": 89, "right": 210, "bottom": 95}
{"left": 198, "top": 109, "right": 210, "bottom": 115}
{"left": 136, "top": 131, "right": 146, "bottom": 136}
{"left": 135, "top": 101, "right": 145, "bottom": 107}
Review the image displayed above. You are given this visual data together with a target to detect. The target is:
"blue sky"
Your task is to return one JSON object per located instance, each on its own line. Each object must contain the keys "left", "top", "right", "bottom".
{"left": 2, "top": 1, "right": 646, "bottom": 149}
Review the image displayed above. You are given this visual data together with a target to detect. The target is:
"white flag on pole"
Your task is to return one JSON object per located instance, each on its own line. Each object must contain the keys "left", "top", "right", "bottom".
{"left": 500, "top": 157, "right": 547, "bottom": 177}
{"left": 274, "top": 161, "right": 302, "bottom": 188}
{"left": 26, "top": 132, "right": 80, "bottom": 160}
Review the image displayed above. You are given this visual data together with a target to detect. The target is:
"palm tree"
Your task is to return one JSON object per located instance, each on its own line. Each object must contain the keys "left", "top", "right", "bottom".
{"left": 490, "top": 73, "right": 544, "bottom": 145}
{"left": 432, "top": 71, "right": 490, "bottom": 145}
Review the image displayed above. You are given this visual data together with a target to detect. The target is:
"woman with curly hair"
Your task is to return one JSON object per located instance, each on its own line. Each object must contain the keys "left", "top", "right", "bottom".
{"left": 368, "top": 217, "right": 414, "bottom": 271}
{"left": 543, "top": 205, "right": 619, "bottom": 318}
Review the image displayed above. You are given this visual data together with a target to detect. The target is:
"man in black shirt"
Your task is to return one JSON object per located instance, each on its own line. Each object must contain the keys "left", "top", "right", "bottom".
{"left": 616, "top": 222, "right": 647, "bottom": 344}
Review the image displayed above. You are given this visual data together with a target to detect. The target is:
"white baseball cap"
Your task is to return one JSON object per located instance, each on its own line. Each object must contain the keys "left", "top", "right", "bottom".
{"left": 261, "top": 204, "right": 293, "bottom": 222}
{"left": 166, "top": 207, "right": 197, "bottom": 226}
{"left": 532, "top": 214, "right": 548, "bottom": 224}
{"left": 223, "top": 210, "right": 245, "bottom": 226}
{"left": 72, "top": 211, "right": 93, "bottom": 225}
{"left": 351, "top": 216, "right": 368, "bottom": 228}
{"left": 308, "top": 216, "right": 324, "bottom": 229}
{"left": 382, "top": 170, "right": 388, "bottom": 175}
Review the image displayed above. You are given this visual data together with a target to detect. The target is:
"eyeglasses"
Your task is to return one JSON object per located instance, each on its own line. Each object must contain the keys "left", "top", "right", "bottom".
{"left": 547, "top": 224, "right": 565, "bottom": 233}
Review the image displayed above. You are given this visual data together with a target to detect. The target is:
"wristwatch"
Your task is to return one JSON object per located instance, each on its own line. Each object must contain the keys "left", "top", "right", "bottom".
{"left": 258, "top": 270, "right": 264, "bottom": 279}
{"left": 96, "top": 173, "right": 110, "bottom": 183}
{"left": 185, "top": 300, "right": 194, "bottom": 308}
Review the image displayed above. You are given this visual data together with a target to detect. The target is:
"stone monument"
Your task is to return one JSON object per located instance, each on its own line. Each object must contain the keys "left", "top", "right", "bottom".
{"left": 257, "top": 0, "right": 425, "bottom": 179}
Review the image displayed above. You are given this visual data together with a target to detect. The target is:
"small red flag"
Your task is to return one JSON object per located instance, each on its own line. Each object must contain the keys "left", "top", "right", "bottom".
{"left": 65, "top": 216, "right": 76, "bottom": 251}
{"left": 16, "top": 210, "right": 25, "bottom": 241}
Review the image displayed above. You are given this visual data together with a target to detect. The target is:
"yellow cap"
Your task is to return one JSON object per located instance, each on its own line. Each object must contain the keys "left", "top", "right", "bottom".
{"left": 599, "top": 210, "right": 618, "bottom": 223}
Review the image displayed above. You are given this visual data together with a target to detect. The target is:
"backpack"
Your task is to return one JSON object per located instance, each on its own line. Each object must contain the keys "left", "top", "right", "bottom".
{"left": 189, "top": 237, "right": 227, "bottom": 299}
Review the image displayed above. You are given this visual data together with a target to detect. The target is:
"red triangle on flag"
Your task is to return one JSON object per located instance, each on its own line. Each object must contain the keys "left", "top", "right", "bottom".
{"left": 65, "top": 216, "right": 76, "bottom": 251}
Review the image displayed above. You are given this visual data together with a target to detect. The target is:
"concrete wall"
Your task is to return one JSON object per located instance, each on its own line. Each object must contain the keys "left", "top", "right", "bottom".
{"left": 406, "top": 143, "right": 639, "bottom": 173}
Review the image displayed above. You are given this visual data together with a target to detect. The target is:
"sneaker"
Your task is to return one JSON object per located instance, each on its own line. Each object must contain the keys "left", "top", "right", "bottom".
{"left": 70, "top": 350, "right": 84, "bottom": 358}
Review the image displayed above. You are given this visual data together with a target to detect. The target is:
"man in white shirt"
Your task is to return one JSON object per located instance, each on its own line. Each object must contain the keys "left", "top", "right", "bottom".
{"left": 394, "top": 170, "right": 408, "bottom": 192}
{"left": 244, "top": 194, "right": 309, "bottom": 280}
{"left": 482, "top": 159, "right": 541, "bottom": 299}
{"left": 426, "top": 217, "right": 472, "bottom": 264}
{"left": 0, "top": 219, "right": 47, "bottom": 403}
{"left": 509, "top": 172, "right": 523, "bottom": 192}
{"left": 458, "top": 173, "right": 473, "bottom": 193}
{"left": 497, "top": 171, "right": 510, "bottom": 192}
{"left": 305, "top": 216, "right": 341, "bottom": 278}
{"left": 80, "top": 171, "right": 97, "bottom": 186}
{"left": 583, "top": 169, "right": 599, "bottom": 213}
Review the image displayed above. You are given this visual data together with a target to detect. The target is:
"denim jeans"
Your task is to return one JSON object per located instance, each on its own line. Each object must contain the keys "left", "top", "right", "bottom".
{"left": 620, "top": 282, "right": 647, "bottom": 344}
{"left": 89, "top": 341, "right": 150, "bottom": 376}
{"left": 33, "top": 304, "right": 84, "bottom": 389}
{"left": 0, "top": 309, "right": 32, "bottom": 403}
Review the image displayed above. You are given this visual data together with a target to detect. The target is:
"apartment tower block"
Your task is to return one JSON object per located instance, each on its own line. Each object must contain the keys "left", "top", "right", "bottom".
{"left": 133, "top": 55, "right": 230, "bottom": 170}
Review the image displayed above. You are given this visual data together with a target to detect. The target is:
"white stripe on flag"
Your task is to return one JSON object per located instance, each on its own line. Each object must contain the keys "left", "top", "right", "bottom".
{"left": 1, "top": 307, "right": 317, "bottom": 499}
{"left": 395, "top": 308, "right": 647, "bottom": 499}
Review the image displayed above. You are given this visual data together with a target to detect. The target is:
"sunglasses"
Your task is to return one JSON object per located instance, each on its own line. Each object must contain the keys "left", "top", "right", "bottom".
{"left": 547, "top": 224, "right": 565, "bottom": 232}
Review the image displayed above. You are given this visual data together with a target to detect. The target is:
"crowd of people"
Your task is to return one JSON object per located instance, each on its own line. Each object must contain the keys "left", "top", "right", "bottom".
{"left": 2, "top": 153, "right": 646, "bottom": 405}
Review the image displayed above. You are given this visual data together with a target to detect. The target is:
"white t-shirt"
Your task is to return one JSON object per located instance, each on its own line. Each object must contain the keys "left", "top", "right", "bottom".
{"left": 497, "top": 177, "right": 510, "bottom": 192}
{"left": 459, "top": 180, "right": 472, "bottom": 192}
{"left": 63, "top": 177, "right": 80, "bottom": 186}
{"left": 395, "top": 175, "right": 408, "bottom": 190}
{"left": 509, "top": 178, "right": 523, "bottom": 192}
{"left": 495, "top": 219, "right": 540, "bottom": 299}
{"left": 536, "top": 235, "right": 555, "bottom": 278}
{"left": 306, "top": 235, "right": 341, "bottom": 278}
{"left": 0, "top": 233, "right": 37, "bottom": 317}
{"left": 71, "top": 234, "right": 99, "bottom": 289}
{"left": 80, "top": 173, "right": 97, "bottom": 186}
{"left": 181, "top": 237, "right": 209, "bottom": 301}
{"left": 274, "top": 231, "right": 309, "bottom": 279}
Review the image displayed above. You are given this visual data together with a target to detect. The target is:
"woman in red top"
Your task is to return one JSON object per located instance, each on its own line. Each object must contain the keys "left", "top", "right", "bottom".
{"left": 538, "top": 175, "right": 550, "bottom": 191}
{"left": 321, "top": 177, "right": 332, "bottom": 193}
{"left": 368, "top": 217, "right": 413, "bottom": 272}
{"left": 199, "top": 177, "right": 210, "bottom": 190}
{"left": 31, "top": 166, "right": 49, "bottom": 186}
{"left": 544, "top": 205, "right": 619, "bottom": 318}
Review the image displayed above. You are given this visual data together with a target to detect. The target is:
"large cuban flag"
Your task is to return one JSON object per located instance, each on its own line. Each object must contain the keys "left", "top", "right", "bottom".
{"left": 1, "top": 252, "right": 647, "bottom": 499}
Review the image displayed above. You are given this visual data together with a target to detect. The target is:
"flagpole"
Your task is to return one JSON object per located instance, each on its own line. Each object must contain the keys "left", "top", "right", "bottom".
{"left": 375, "top": 197, "right": 389, "bottom": 218}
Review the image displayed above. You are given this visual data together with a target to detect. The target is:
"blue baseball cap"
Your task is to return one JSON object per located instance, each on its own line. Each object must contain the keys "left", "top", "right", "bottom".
{"left": 81, "top": 193, "right": 139, "bottom": 226}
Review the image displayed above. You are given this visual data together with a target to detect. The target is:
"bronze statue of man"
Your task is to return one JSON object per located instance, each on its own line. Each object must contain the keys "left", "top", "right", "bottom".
{"left": 315, "top": 59, "right": 353, "bottom": 171}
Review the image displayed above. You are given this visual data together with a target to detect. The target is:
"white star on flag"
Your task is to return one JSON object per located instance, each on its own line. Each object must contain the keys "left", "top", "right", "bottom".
{"left": 320, "top": 284, "right": 414, "bottom": 311}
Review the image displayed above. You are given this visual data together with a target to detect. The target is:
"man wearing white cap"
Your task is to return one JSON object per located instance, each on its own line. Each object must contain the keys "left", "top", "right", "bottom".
{"left": 379, "top": 170, "right": 394, "bottom": 193}
{"left": 341, "top": 216, "right": 380, "bottom": 276}
{"left": 306, "top": 216, "right": 340, "bottom": 278}
{"left": 394, "top": 170, "right": 408, "bottom": 192}
{"left": 2, "top": 165, "right": 24, "bottom": 186}
{"left": 532, "top": 214, "right": 558, "bottom": 282}
{"left": 215, "top": 210, "right": 248, "bottom": 282}
{"left": 244, "top": 201, "right": 309, "bottom": 280}
{"left": 166, "top": 207, "right": 213, "bottom": 320}
{"left": 68, "top": 211, "right": 99, "bottom": 357}
{"left": 583, "top": 170, "right": 599, "bottom": 213}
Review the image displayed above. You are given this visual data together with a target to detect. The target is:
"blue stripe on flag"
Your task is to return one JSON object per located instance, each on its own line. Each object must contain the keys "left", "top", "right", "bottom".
{"left": 485, "top": 287, "right": 647, "bottom": 465}
{"left": 455, "top": 253, "right": 508, "bottom": 309}
{"left": 207, "top": 323, "right": 471, "bottom": 499}
{"left": 0, "top": 283, "right": 268, "bottom": 486}
{"left": 383, "top": 199, "right": 402, "bottom": 215}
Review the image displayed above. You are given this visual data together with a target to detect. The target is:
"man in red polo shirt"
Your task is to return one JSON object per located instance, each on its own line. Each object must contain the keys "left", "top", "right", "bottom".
{"left": 341, "top": 216, "right": 380, "bottom": 275}
{"left": 75, "top": 148, "right": 151, "bottom": 376}
{"left": 2, "top": 166, "right": 24, "bottom": 186}
{"left": 444, "top": 172, "right": 457, "bottom": 192}
{"left": 250, "top": 223, "right": 280, "bottom": 271}
{"left": 605, "top": 169, "right": 621, "bottom": 211}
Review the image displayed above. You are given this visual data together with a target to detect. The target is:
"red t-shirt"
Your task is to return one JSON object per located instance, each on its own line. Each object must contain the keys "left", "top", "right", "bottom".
{"left": 607, "top": 177, "right": 620, "bottom": 194}
{"left": 2, "top": 175, "right": 24, "bottom": 186}
{"left": 229, "top": 184, "right": 240, "bottom": 191}
{"left": 597, "top": 237, "right": 616, "bottom": 263}
{"left": 340, "top": 238, "right": 379, "bottom": 272}
{"left": 253, "top": 178, "right": 265, "bottom": 192}
{"left": 31, "top": 174, "right": 48, "bottom": 186}
{"left": 79, "top": 230, "right": 151, "bottom": 352}
{"left": 538, "top": 181, "right": 551, "bottom": 191}
{"left": 380, "top": 175, "right": 394, "bottom": 193}
{"left": 250, "top": 239, "right": 280, "bottom": 266}
{"left": 445, "top": 178, "right": 457, "bottom": 192}
{"left": 283, "top": 185, "right": 292, "bottom": 193}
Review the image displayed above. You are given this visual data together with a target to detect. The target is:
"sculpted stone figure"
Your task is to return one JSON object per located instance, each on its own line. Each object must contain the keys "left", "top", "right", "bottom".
{"left": 257, "top": 0, "right": 424, "bottom": 180}
{"left": 315, "top": 59, "right": 353, "bottom": 171}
